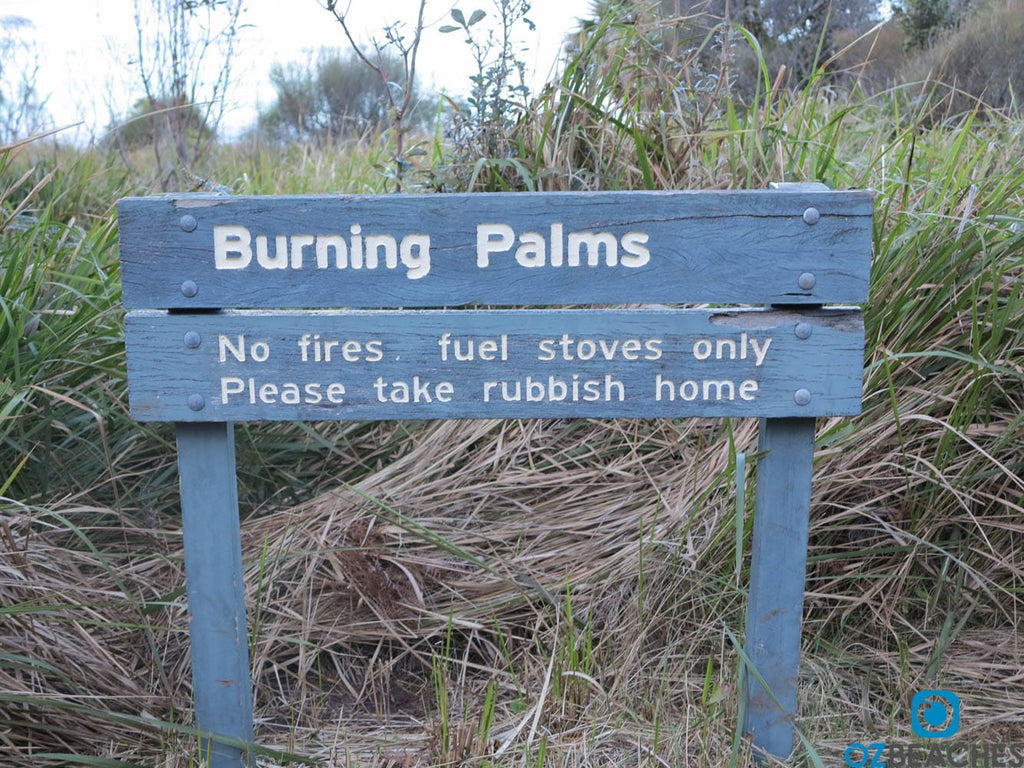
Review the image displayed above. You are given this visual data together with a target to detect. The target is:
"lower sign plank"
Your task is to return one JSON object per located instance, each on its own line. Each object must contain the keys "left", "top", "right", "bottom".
{"left": 125, "top": 308, "right": 864, "bottom": 422}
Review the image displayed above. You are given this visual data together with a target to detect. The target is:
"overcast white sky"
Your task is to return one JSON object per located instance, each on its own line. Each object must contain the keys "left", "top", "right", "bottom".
{"left": 0, "top": 0, "right": 592, "bottom": 141}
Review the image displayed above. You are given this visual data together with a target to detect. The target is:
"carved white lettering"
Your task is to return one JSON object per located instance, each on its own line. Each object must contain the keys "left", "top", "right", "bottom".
{"left": 364, "top": 233, "right": 397, "bottom": 270}
{"left": 567, "top": 231, "right": 618, "bottom": 267}
{"left": 255, "top": 234, "right": 289, "bottom": 269}
{"left": 373, "top": 376, "right": 453, "bottom": 404}
{"left": 692, "top": 334, "right": 773, "bottom": 366}
{"left": 400, "top": 235, "right": 431, "bottom": 279}
{"left": 477, "top": 223, "right": 515, "bottom": 267}
{"left": 214, "top": 225, "right": 252, "bottom": 269}
{"left": 219, "top": 377, "right": 344, "bottom": 405}
{"left": 297, "top": 334, "right": 383, "bottom": 363}
{"left": 476, "top": 223, "right": 651, "bottom": 269}
{"left": 218, "top": 334, "right": 270, "bottom": 363}
{"left": 289, "top": 234, "right": 315, "bottom": 268}
{"left": 654, "top": 375, "right": 760, "bottom": 402}
{"left": 437, "top": 333, "right": 509, "bottom": 362}
{"left": 212, "top": 225, "right": 431, "bottom": 279}
{"left": 620, "top": 232, "right": 650, "bottom": 267}
{"left": 482, "top": 374, "right": 625, "bottom": 403}
{"left": 536, "top": 335, "right": 662, "bottom": 361}
{"left": 316, "top": 235, "right": 347, "bottom": 268}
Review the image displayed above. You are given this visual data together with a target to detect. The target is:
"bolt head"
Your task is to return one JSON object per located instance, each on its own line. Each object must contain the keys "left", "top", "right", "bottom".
{"left": 798, "top": 272, "right": 816, "bottom": 291}
{"left": 184, "top": 331, "right": 202, "bottom": 348}
{"left": 180, "top": 214, "right": 198, "bottom": 232}
{"left": 180, "top": 280, "right": 198, "bottom": 298}
{"left": 187, "top": 394, "right": 206, "bottom": 411}
{"left": 802, "top": 207, "right": 821, "bottom": 225}
{"left": 794, "top": 388, "right": 812, "bottom": 406}
{"left": 794, "top": 322, "right": 813, "bottom": 340}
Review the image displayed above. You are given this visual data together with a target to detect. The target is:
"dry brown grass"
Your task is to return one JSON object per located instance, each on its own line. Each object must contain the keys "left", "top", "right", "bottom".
{"left": 3, "top": 396, "right": 1021, "bottom": 765}
{"left": 4, "top": 417, "right": 761, "bottom": 765}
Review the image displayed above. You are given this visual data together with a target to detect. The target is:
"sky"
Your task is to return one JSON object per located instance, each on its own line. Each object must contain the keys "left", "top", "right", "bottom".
{"left": 0, "top": 0, "right": 593, "bottom": 141}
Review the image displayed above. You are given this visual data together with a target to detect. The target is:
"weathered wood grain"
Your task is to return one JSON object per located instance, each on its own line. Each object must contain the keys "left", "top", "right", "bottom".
{"left": 176, "top": 423, "right": 254, "bottom": 767}
{"left": 118, "top": 190, "right": 873, "bottom": 309}
{"left": 743, "top": 417, "right": 816, "bottom": 759}
{"left": 125, "top": 307, "right": 864, "bottom": 421}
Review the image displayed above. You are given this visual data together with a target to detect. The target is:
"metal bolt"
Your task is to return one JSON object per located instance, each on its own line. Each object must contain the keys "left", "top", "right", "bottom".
{"left": 184, "top": 331, "right": 202, "bottom": 348}
{"left": 794, "top": 322, "right": 813, "bottom": 340}
{"left": 180, "top": 214, "right": 198, "bottom": 232}
{"left": 794, "top": 389, "right": 812, "bottom": 406}
{"left": 187, "top": 394, "right": 206, "bottom": 411}
{"left": 798, "top": 272, "right": 816, "bottom": 291}
{"left": 802, "top": 207, "right": 821, "bottom": 225}
{"left": 180, "top": 280, "right": 198, "bottom": 298}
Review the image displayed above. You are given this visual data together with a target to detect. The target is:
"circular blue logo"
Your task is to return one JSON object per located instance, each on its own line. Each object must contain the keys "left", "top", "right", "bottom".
{"left": 911, "top": 690, "right": 960, "bottom": 738}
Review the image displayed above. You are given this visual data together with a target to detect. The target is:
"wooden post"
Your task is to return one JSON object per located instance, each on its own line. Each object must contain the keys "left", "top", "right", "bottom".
{"left": 176, "top": 422, "right": 254, "bottom": 768}
{"left": 743, "top": 417, "right": 817, "bottom": 760}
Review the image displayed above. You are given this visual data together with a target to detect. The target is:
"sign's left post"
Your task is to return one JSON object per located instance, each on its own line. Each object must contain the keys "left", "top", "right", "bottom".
{"left": 175, "top": 422, "right": 255, "bottom": 768}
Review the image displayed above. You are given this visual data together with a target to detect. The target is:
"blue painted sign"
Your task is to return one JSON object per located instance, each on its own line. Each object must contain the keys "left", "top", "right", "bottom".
{"left": 118, "top": 190, "right": 873, "bottom": 309}
{"left": 117, "top": 185, "right": 874, "bottom": 768}
{"left": 125, "top": 308, "right": 863, "bottom": 421}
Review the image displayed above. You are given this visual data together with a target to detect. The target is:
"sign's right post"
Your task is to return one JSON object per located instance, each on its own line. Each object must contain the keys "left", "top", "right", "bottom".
{"left": 743, "top": 416, "right": 817, "bottom": 759}
{"left": 742, "top": 181, "right": 842, "bottom": 760}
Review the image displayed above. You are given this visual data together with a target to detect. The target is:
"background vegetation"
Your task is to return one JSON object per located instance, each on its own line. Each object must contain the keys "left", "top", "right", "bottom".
{"left": 1, "top": 0, "right": 1022, "bottom": 766}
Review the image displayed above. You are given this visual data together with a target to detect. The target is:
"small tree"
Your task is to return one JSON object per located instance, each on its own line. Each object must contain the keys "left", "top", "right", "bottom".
{"left": 106, "top": 96, "right": 214, "bottom": 150}
{"left": 322, "top": 0, "right": 427, "bottom": 191}
{"left": 892, "top": 0, "right": 971, "bottom": 48}
{"left": 650, "top": 0, "right": 881, "bottom": 93}
{"left": 440, "top": 1, "right": 535, "bottom": 160}
{"left": 125, "top": 0, "right": 244, "bottom": 190}
{"left": 0, "top": 16, "right": 49, "bottom": 142}
{"left": 259, "top": 49, "right": 427, "bottom": 145}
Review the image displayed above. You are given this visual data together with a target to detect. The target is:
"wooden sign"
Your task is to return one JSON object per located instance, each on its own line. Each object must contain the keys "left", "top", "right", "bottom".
{"left": 118, "top": 190, "right": 872, "bottom": 309}
{"left": 117, "top": 185, "right": 873, "bottom": 768}
{"left": 125, "top": 308, "right": 863, "bottom": 422}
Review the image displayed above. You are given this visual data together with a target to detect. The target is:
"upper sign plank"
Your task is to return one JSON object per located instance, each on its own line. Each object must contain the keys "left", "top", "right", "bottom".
{"left": 118, "top": 190, "right": 873, "bottom": 309}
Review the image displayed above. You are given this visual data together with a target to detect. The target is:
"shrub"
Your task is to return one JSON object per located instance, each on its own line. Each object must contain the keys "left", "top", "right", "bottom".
{"left": 258, "top": 48, "right": 430, "bottom": 145}
{"left": 901, "top": 0, "right": 1024, "bottom": 114}
{"left": 104, "top": 96, "right": 215, "bottom": 151}
{"left": 833, "top": 21, "right": 909, "bottom": 93}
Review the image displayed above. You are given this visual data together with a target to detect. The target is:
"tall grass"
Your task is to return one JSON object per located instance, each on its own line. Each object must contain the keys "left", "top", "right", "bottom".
{"left": 0, "top": 138, "right": 126, "bottom": 503}
{"left": 1, "top": 12, "right": 1023, "bottom": 766}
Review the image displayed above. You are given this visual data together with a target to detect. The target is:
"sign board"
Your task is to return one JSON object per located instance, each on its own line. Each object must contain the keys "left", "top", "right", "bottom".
{"left": 125, "top": 308, "right": 863, "bottom": 422}
{"left": 118, "top": 190, "right": 872, "bottom": 309}
{"left": 118, "top": 187, "right": 873, "bottom": 767}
